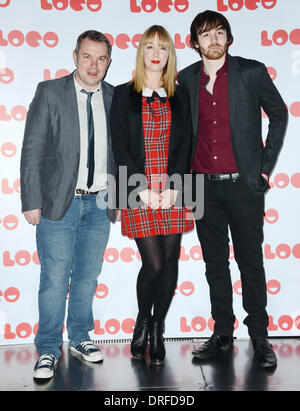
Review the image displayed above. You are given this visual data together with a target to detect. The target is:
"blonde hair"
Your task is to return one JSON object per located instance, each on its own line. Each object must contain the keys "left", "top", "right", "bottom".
{"left": 130, "top": 25, "right": 176, "bottom": 97}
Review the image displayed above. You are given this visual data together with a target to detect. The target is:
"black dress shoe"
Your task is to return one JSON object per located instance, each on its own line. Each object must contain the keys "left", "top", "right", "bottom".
{"left": 252, "top": 338, "right": 277, "bottom": 368}
{"left": 192, "top": 334, "right": 234, "bottom": 360}
{"left": 149, "top": 321, "right": 166, "bottom": 366}
{"left": 131, "top": 314, "right": 150, "bottom": 361}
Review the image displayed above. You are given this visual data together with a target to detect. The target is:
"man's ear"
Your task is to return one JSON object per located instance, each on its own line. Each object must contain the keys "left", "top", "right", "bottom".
{"left": 73, "top": 50, "right": 77, "bottom": 66}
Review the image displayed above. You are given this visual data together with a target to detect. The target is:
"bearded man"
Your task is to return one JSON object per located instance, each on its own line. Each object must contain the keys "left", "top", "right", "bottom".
{"left": 178, "top": 10, "right": 288, "bottom": 368}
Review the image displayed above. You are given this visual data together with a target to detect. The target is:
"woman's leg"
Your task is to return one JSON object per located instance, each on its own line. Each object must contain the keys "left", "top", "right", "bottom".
{"left": 131, "top": 235, "right": 164, "bottom": 360}
{"left": 135, "top": 236, "right": 164, "bottom": 319}
{"left": 152, "top": 233, "right": 182, "bottom": 365}
{"left": 153, "top": 233, "right": 182, "bottom": 321}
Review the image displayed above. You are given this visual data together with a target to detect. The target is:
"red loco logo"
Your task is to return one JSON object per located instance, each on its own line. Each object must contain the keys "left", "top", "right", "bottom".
{"left": 3, "top": 315, "right": 300, "bottom": 340}
{"left": 181, "top": 315, "right": 300, "bottom": 333}
{"left": 217, "top": 0, "right": 276, "bottom": 11}
{"left": 0, "top": 214, "right": 19, "bottom": 230}
{"left": 262, "top": 29, "right": 300, "bottom": 46}
{"left": 0, "top": 68, "right": 14, "bottom": 84}
{"left": 1, "top": 142, "right": 17, "bottom": 158}
{"left": 0, "top": 287, "right": 20, "bottom": 303}
{"left": 0, "top": 0, "right": 10, "bottom": 7}
{"left": 0, "top": 30, "right": 58, "bottom": 48}
{"left": 264, "top": 209, "right": 279, "bottom": 224}
{"left": 0, "top": 282, "right": 193, "bottom": 304}
{"left": 103, "top": 32, "right": 191, "bottom": 50}
{"left": 2, "top": 243, "right": 300, "bottom": 267}
{"left": 130, "top": 0, "right": 189, "bottom": 12}
{"left": 41, "top": 0, "right": 102, "bottom": 11}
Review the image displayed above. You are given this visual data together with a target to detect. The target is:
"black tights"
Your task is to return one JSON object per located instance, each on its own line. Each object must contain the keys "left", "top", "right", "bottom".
{"left": 134, "top": 234, "right": 182, "bottom": 322}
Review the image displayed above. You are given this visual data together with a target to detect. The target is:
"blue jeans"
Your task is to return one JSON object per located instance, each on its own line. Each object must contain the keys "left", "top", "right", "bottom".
{"left": 34, "top": 193, "right": 110, "bottom": 359}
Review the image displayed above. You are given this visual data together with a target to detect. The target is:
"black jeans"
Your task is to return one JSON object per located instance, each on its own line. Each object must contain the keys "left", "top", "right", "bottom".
{"left": 195, "top": 177, "right": 269, "bottom": 339}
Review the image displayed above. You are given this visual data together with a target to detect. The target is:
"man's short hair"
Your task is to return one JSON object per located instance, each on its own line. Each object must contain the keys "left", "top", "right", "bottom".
{"left": 190, "top": 10, "right": 233, "bottom": 55}
{"left": 75, "top": 30, "right": 112, "bottom": 57}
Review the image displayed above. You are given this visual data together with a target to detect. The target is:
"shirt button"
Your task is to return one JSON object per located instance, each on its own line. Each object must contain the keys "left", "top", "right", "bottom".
{"left": 213, "top": 156, "right": 217, "bottom": 160}
{"left": 213, "top": 121, "right": 217, "bottom": 125}
{"left": 213, "top": 102, "right": 216, "bottom": 105}
{"left": 213, "top": 140, "right": 217, "bottom": 143}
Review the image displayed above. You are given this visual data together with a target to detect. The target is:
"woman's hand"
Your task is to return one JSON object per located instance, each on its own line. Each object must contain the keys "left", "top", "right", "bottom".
{"left": 160, "top": 189, "right": 178, "bottom": 209}
{"left": 139, "top": 189, "right": 160, "bottom": 209}
{"left": 115, "top": 209, "right": 122, "bottom": 221}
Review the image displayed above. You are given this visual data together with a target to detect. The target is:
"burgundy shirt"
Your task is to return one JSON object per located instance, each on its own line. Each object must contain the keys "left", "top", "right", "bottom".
{"left": 191, "top": 56, "right": 238, "bottom": 173}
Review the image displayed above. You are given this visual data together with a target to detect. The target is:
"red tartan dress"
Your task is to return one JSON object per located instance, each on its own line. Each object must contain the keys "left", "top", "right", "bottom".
{"left": 121, "top": 93, "right": 194, "bottom": 238}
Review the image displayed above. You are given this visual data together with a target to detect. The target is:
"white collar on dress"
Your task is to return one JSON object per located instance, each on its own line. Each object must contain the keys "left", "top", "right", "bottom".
{"left": 142, "top": 87, "right": 167, "bottom": 97}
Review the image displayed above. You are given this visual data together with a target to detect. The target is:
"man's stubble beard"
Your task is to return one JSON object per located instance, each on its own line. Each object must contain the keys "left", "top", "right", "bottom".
{"left": 200, "top": 43, "right": 228, "bottom": 60}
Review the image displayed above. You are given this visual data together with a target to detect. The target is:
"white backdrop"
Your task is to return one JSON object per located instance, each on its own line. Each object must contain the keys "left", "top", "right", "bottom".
{"left": 0, "top": 0, "right": 299, "bottom": 346}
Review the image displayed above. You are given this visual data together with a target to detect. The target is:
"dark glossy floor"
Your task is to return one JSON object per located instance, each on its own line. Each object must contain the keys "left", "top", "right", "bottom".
{"left": 0, "top": 338, "right": 300, "bottom": 392}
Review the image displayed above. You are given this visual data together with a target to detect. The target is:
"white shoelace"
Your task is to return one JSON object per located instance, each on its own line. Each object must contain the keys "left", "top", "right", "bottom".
{"left": 37, "top": 354, "right": 55, "bottom": 367}
{"left": 80, "top": 341, "right": 97, "bottom": 351}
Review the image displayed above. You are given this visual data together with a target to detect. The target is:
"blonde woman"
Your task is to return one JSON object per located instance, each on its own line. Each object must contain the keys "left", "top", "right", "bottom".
{"left": 110, "top": 25, "right": 193, "bottom": 365}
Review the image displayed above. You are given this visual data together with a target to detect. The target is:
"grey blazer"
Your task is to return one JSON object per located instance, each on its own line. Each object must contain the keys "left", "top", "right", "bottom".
{"left": 20, "top": 72, "right": 116, "bottom": 222}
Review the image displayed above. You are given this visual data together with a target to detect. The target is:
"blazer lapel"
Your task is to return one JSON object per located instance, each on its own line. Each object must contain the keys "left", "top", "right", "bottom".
{"left": 101, "top": 81, "right": 111, "bottom": 130}
{"left": 101, "top": 81, "right": 114, "bottom": 175}
{"left": 129, "top": 85, "right": 145, "bottom": 159}
{"left": 190, "top": 62, "right": 201, "bottom": 139}
{"left": 227, "top": 55, "right": 240, "bottom": 133}
{"left": 62, "top": 73, "right": 80, "bottom": 155}
{"left": 168, "top": 93, "right": 181, "bottom": 152}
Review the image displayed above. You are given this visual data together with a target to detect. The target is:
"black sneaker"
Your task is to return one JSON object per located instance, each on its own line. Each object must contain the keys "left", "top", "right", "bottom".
{"left": 70, "top": 341, "right": 103, "bottom": 362}
{"left": 33, "top": 354, "right": 57, "bottom": 379}
{"left": 192, "top": 334, "right": 234, "bottom": 360}
{"left": 252, "top": 339, "right": 277, "bottom": 368}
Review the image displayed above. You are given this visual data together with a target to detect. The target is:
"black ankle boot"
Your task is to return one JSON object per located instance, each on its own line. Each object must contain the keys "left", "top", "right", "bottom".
{"left": 131, "top": 314, "right": 150, "bottom": 360}
{"left": 150, "top": 321, "right": 166, "bottom": 366}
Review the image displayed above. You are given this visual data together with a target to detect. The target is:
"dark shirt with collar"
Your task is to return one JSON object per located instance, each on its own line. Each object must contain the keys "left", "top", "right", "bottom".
{"left": 191, "top": 55, "right": 238, "bottom": 174}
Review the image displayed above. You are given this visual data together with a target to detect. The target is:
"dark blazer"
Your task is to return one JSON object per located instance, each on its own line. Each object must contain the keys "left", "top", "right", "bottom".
{"left": 110, "top": 82, "right": 192, "bottom": 208}
{"left": 177, "top": 54, "right": 288, "bottom": 194}
{"left": 20, "top": 72, "right": 116, "bottom": 221}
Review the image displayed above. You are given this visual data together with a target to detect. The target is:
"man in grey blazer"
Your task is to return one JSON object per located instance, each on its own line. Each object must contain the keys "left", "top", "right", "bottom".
{"left": 20, "top": 30, "right": 116, "bottom": 379}
{"left": 178, "top": 10, "right": 288, "bottom": 368}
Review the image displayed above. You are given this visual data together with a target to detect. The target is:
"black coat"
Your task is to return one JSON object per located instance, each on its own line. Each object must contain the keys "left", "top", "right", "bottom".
{"left": 177, "top": 54, "right": 288, "bottom": 194}
{"left": 110, "top": 82, "right": 193, "bottom": 208}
